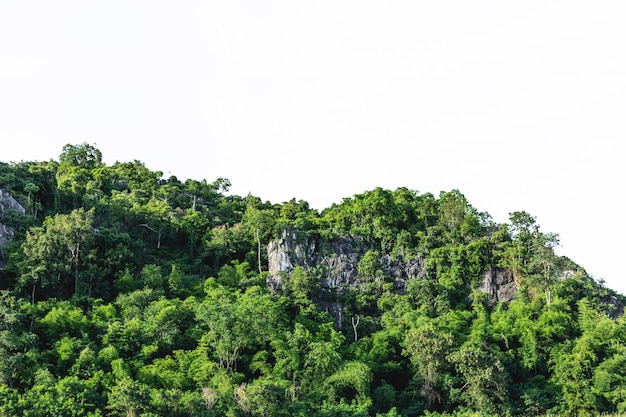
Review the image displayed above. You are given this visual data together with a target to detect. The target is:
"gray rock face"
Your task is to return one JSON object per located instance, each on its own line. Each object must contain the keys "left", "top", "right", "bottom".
{"left": 0, "top": 189, "right": 26, "bottom": 219}
{"left": 315, "top": 238, "right": 365, "bottom": 293}
{"left": 602, "top": 295, "right": 625, "bottom": 318}
{"left": 478, "top": 267, "right": 516, "bottom": 304}
{"left": 380, "top": 253, "right": 426, "bottom": 291}
{"left": 0, "top": 189, "right": 26, "bottom": 270}
{"left": 267, "top": 230, "right": 427, "bottom": 326}
{"left": 0, "top": 223, "right": 15, "bottom": 249}
{"left": 267, "top": 230, "right": 317, "bottom": 292}
{"left": 267, "top": 230, "right": 426, "bottom": 295}
{"left": 268, "top": 231, "right": 526, "bottom": 326}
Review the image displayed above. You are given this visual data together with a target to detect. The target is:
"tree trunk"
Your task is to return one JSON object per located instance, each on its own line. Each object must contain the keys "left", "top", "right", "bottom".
{"left": 351, "top": 315, "right": 360, "bottom": 342}
{"left": 31, "top": 280, "right": 37, "bottom": 305}
{"left": 256, "top": 227, "right": 262, "bottom": 274}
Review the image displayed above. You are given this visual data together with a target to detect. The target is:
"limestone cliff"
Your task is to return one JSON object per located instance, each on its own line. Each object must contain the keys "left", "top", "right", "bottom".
{"left": 267, "top": 229, "right": 522, "bottom": 326}
{"left": 267, "top": 230, "right": 426, "bottom": 295}
{"left": 477, "top": 267, "right": 516, "bottom": 304}
{"left": 0, "top": 189, "right": 26, "bottom": 269}
{"left": 0, "top": 189, "right": 25, "bottom": 219}
{"left": 267, "top": 230, "right": 428, "bottom": 327}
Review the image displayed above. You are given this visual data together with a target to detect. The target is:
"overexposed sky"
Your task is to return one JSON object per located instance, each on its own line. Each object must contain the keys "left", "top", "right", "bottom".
{"left": 1, "top": 1, "right": 625, "bottom": 294}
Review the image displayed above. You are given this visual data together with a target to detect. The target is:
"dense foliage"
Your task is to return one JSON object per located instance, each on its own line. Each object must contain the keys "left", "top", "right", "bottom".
{"left": 0, "top": 143, "right": 624, "bottom": 416}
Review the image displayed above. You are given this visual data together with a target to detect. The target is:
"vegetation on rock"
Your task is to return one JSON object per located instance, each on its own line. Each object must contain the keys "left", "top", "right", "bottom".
{"left": 0, "top": 143, "right": 624, "bottom": 416}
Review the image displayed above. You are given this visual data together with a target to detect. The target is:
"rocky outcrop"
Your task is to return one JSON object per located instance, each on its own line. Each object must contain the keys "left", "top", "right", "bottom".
{"left": 267, "top": 230, "right": 317, "bottom": 292}
{"left": 267, "top": 230, "right": 427, "bottom": 327}
{"left": 477, "top": 267, "right": 516, "bottom": 304}
{"left": 0, "top": 223, "right": 15, "bottom": 249}
{"left": 268, "top": 231, "right": 528, "bottom": 326}
{"left": 602, "top": 295, "right": 625, "bottom": 318}
{"left": 0, "top": 189, "right": 25, "bottom": 219}
{"left": 0, "top": 189, "right": 26, "bottom": 269}
{"left": 380, "top": 253, "right": 426, "bottom": 290}
{"left": 267, "top": 230, "right": 426, "bottom": 295}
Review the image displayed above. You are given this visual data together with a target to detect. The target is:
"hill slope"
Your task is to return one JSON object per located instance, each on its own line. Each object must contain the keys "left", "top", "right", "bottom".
{"left": 0, "top": 143, "right": 624, "bottom": 416}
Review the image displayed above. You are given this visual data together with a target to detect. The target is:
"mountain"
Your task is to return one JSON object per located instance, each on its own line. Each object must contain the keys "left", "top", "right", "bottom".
{"left": 0, "top": 143, "right": 624, "bottom": 416}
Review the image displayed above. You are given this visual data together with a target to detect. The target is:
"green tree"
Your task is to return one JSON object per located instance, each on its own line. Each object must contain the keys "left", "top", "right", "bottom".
{"left": 500, "top": 211, "right": 538, "bottom": 279}
{"left": 527, "top": 231, "right": 560, "bottom": 305}
{"left": 20, "top": 208, "right": 95, "bottom": 300}
{"left": 107, "top": 378, "right": 151, "bottom": 417}
{"left": 437, "top": 190, "right": 469, "bottom": 242}
{"left": 195, "top": 282, "right": 278, "bottom": 372}
{"left": 0, "top": 291, "right": 34, "bottom": 386}
{"left": 550, "top": 299, "right": 619, "bottom": 415}
{"left": 325, "top": 361, "right": 372, "bottom": 406}
{"left": 403, "top": 321, "right": 454, "bottom": 409}
{"left": 593, "top": 342, "right": 626, "bottom": 413}
{"left": 243, "top": 203, "right": 275, "bottom": 274}
{"left": 447, "top": 344, "right": 509, "bottom": 414}
{"left": 56, "top": 143, "right": 103, "bottom": 209}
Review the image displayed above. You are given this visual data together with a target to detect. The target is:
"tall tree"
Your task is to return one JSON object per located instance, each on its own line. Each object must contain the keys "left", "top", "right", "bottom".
{"left": 20, "top": 208, "right": 95, "bottom": 299}
{"left": 56, "top": 143, "right": 103, "bottom": 209}
{"left": 403, "top": 321, "right": 454, "bottom": 409}
{"left": 528, "top": 231, "right": 560, "bottom": 305}
{"left": 243, "top": 203, "right": 275, "bottom": 274}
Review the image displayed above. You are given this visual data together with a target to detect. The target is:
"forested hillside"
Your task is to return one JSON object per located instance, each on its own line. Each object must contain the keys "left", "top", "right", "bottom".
{"left": 0, "top": 143, "right": 624, "bottom": 417}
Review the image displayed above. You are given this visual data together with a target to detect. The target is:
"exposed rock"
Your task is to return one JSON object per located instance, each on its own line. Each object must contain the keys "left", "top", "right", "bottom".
{"left": 267, "top": 230, "right": 426, "bottom": 295}
{"left": 380, "top": 253, "right": 426, "bottom": 291}
{"left": 0, "top": 223, "right": 15, "bottom": 249}
{"left": 317, "top": 301, "right": 345, "bottom": 329}
{"left": 267, "top": 230, "right": 426, "bottom": 326}
{"left": 318, "top": 251, "right": 360, "bottom": 292}
{"left": 601, "top": 295, "right": 625, "bottom": 318}
{"left": 561, "top": 270, "right": 576, "bottom": 280}
{"left": 267, "top": 230, "right": 316, "bottom": 292}
{"left": 0, "top": 189, "right": 26, "bottom": 219}
{"left": 477, "top": 267, "right": 516, "bottom": 304}
{"left": 0, "top": 189, "right": 26, "bottom": 272}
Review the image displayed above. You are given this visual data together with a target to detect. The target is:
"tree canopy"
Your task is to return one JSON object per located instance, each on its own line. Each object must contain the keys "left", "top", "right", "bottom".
{"left": 0, "top": 144, "right": 623, "bottom": 417}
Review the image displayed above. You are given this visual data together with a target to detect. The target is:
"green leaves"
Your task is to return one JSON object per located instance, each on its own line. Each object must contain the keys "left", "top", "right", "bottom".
{"left": 325, "top": 361, "right": 372, "bottom": 403}
{"left": 403, "top": 322, "right": 454, "bottom": 409}
{"left": 20, "top": 208, "right": 95, "bottom": 300}
{"left": 447, "top": 344, "right": 508, "bottom": 414}
{"left": 196, "top": 282, "right": 279, "bottom": 372}
{"left": 4, "top": 144, "right": 626, "bottom": 416}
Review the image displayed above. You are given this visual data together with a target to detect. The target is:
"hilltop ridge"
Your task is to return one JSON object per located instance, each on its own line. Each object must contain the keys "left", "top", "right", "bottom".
{"left": 0, "top": 143, "right": 624, "bottom": 416}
